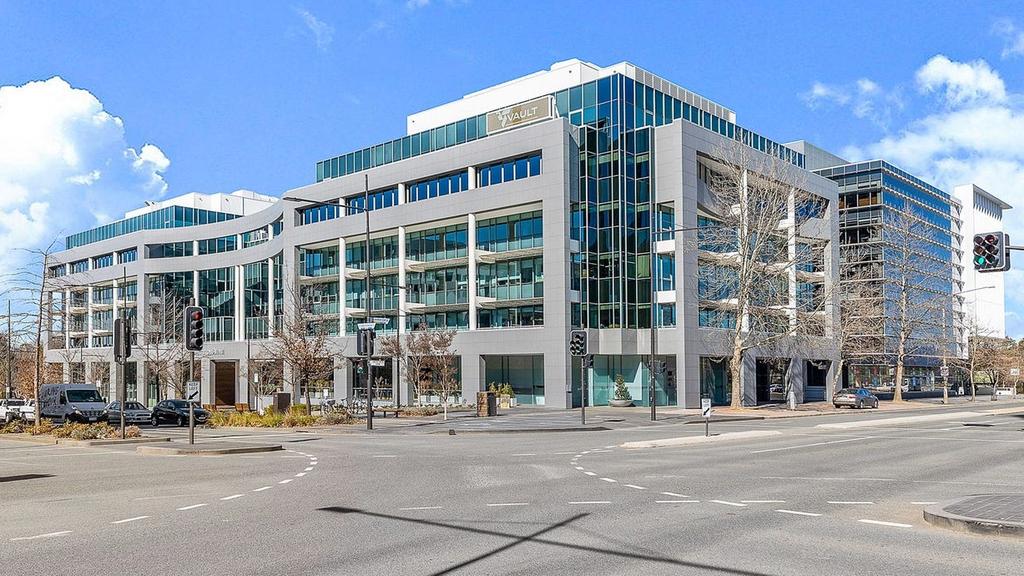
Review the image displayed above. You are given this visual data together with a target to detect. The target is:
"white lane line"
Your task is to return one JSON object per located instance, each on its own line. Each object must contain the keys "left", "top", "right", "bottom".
{"left": 776, "top": 509, "right": 821, "bottom": 517}
{"left": 399, "top": 506, "right": 442, "bottom": 511}
{"left": 487, "top": 502, "right": 530, "bottom": 507}
{"left": 624, "top": 484, "right": 647, "bottom": 490}
{"left": 859, "top": 519, "right": 912, "bottom": 528}
{"left": 604, "top": 445, "right": 616, "bottom": 449}
{"left": 304, "top": 467, "right": 314, "bottom": 471}
{"left": 828, "top": 501, "right": 874, "bottom": 505}
{"left": 253, "top": 487, "right": 272, "bottom": 492}
{"left": 568, "top": 501, "right": 611, "bottom": 505}
{"left": 750, "top": 437, "right": 871, "bottom": 454}
{"left": 10, "top": 530, "right": 72, "bottom": 541}
{"left": 584, "top": 471, "right": 597, "bottom": 476}
{"left": 661, "top": 492, "right": 690, "bottom": 498}
{"left": 221, "top": 494, "right": 244, "bottom": 501}
{"left": 574, "top": 466, "right": 585, "bottom": 470}
{"left": 710, "top": 500, "right": 747, "bottom": 507}
{"left": 372, "top": 455, "right": 397, "bottom": 458}
{"left": 600, "top": 478, "right": 617, "bottom": 483}
{"left": 911, "top": 501, "right": 938, "bottom": 505}
{"left": 279, "top": 479, "right": 293, "bottom": 484}
{"left": 741, "top": 500, "right": 786, "bottom": 504}
{"left": 656, "top": 500, "right": 700, "bottom": 504}
{"left": 554, "top": 452, "right": 575, "bottom": 455}
{"left": 309, "top": 462, "right": 318, "bottom": 466}
{"left": 177, "top": 504, "right": 208, "bottom": 511}
{"left": 295, "top": 472, "right": 306, "bottom": 477}
{"left": 111, "top": 516, "right": 149, "bottom": 525}
{"left": 511, "top": 453, "right": 536, "bottom": 456}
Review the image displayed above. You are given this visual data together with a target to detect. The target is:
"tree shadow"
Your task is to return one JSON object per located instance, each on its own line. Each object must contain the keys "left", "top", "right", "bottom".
{"left": 319, "top": 506, "right": 775, "bottom": 576}
{"left": 0, "top": 473, "right": 53, "bottom": 483}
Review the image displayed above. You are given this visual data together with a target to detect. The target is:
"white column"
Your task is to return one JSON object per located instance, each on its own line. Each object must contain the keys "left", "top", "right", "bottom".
{"left": 467, "top": 166, "right": 477, "bottom": 190}
{"left": 266, "top": 257, "right": 275, "bottom": 334}
{"left": 192, "top": 271, "right": 199, "bottom": 306}
{"left": 397, "top": 227, "right": 406, "bottom": 334}
{"left": 64, "top": 288, "right": 71, "bottom": 350}
{"left": 338, "top": 238, "right": 347, "bottom": 336}
{"left": 86, "top": 286, "right": 94, "bottom": 348}
{"left": 397, "top": 183, "right": 406, "bottom": 206}
{"left": 468, "top": 213, "right": 477, "bottom": 330}
{"left": 112, "top": 279, "right": 119, "bottom": 336}
{"left": 235, "top": 264, "right": 244, "bottom": 341}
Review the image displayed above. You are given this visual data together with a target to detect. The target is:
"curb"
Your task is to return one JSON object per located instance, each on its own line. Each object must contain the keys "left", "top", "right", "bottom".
{"left": 136, "top": 443, "right": 284, "bottom": 456}
{"left": 0, "top": 434, "right": 57, "bottom": 444}
{"left": 621, "top": 430, "right": 781, "bottom": 449}
{"left": 58, "top": 437, "right": 170, "bottom": 447}
{"left": 924, "top": 498, "right": 1024, "bottom": 538}
{"left": 434, "top": 426, "right": 611, "bottom": 435}
{"left": 816, "top": 411, "right": 986, "bottom": 429}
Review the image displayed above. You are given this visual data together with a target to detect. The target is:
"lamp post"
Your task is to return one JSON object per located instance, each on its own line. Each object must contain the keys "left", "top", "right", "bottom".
{"left": 284, "top": 175, "right": 375, "bottom": 430}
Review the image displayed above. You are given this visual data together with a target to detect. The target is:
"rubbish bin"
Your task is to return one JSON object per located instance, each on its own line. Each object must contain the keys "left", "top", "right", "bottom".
{"left": 273, "top": 392, "right": 291, "bottom": 414}
{"left": 476, "top": 391, "right": 497, "bottom": 417}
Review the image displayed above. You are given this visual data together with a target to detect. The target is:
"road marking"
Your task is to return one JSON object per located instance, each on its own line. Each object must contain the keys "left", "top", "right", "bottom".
{"left": 574, "top": 466, "right": 585, "bottom": 470}
{"left": 487, "top": 502, "right": 529, "bottom": 507}
{"left": 177, "top": 504, "right": 208, "bottom": 511}
{"left": 11, "top": 530, "right": 72, "bottom": 541}
{"left": 399, "top": 506, "right": 442, "bottom": 511}
{"left": 569, "top": 501, "right": 611, "bottom": 505}
{"left": 253, "top": 487, "right": 272, "bottom": 492}
{"left": 554, "top": 452, "right": 575, "bottom": 455}
{"left": 304, "top": 467, "right": 314, "bottom": 471}
{"left": 600, "top": 478, "right": 617, "bottom": 483}
{"left": 624, "top": 484, "right": 647, "bottom": 490}
{"left": 859, "top": 519, "right": 912, "bottom": 528}
{"left": 750, "top": 437, "right": 870, "bottom": 454}
{"left": 911, "top": 501, "right": 938, "bottom": 505}
{"left": 584, "top": 471, "right": 596, "bottom": 476}
{"left": 776, "top": 509, "right": 821, "bottom": 517}
{"left": 372, "top": 455, "right": 397, "bottom": 458}
{"left": 111, "top": 516, "right": 149, "bottom": 525}
{"left": 295, "top": 472, "right": 306, "bottom": 477}
{"left": 309, "top": 461, "right": 317, "bottom": 466}
{"left": 604, "top": 445, "right": 616, "bottom": 449}
{"left": 661, "top": 492, "right": 690, "bottom": 498}
{"left": 279, "top": 479, "right": 293, "bottom": 484}
{"left": 221, "top": 494, "right": 244, "bottom": 501}
{"left": 511, "top": 453, "right": 536, "bottom": 456}
{"left": 710, "top": 500, "right": 746, "bottom": 507}
{"left": 741, "top": 500, "right": 786, "bottom": 503}
{"left": 656, "top": 500, "right": 700, "bottom": 504}
{"left": 829, "top": 501, "right": 874, "bottom": 505}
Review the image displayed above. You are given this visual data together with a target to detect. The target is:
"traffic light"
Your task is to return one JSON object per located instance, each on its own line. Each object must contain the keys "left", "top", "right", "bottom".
{"left": 973, "top": 232, "right": 1010, "bottom": 272}
{"left": 356, "top": 328, "right": 375, "bottom": 356}
{"left": 569, "top": 330, "right": 588, "bottom": 357}
{"left": 184, "top": 306, "right": 205, "bottom": 351}
{"left": 113, "top": 318, "right": 131, "bottom": 363}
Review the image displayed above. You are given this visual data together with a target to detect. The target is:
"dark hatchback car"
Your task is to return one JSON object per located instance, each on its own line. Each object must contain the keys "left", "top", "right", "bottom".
{"left": 833, "top": 387, "right": 879, "bottom": 409}
{"left": 151, "top": 399, "right": 210, "bottom": 427}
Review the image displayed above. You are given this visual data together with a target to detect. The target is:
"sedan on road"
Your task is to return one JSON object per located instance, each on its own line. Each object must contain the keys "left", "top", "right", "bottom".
{"left": 151, "top": 399, "right": 209, "bottom": 427}
{"left": 833, "top": 387, "right": 879, "bottom": 409}
{"left": 106, "top": 401, "right": 151, "bottom": 424}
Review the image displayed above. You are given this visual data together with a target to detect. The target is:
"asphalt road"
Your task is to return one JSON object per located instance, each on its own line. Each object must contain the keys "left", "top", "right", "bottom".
{"left": 1, "top": 402, "right": 1022, "bottom": 576}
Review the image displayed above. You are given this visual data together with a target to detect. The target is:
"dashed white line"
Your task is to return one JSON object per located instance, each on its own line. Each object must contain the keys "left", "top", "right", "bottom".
{"left": 253, "top": 487, "right": 272, "bottom": 492}
{"left": 221, "top": 494, "right": 244, "bottom": 501}
{"left": 661, "top": 492, "right": 689, "bottom": 498}
{"left": 111, "top": 516, "right": 149, "bottom": 525}
{"left": 656, "top": 500, "right": 700, "bottom": 504}
{"left": 399, "top": 506, "right": 442, "bottom": 511}
{"left": 776, "top": 509, "right": 821, "bottom": 517}
{"left": 487, "top": 502, "right": 530, "bottom": 507}
{"left": 574, "top": 466, "right": 585, "bottom": 470}
{"left": 859, "top": 519, "right": 912, "bottom": 528}
{"left": 584, "top": 471, "right": 597, "bottom": 476}
{"left": 295, "top": 472, "right": 306, "bottom": 477}
{"left": 828, "top": 501, "right": 874, "bottom": 505}
{"left": 710, "top": 500, "right": 746, "bottom": 507}
{"left": 10, "top": 530, "right": 72, "bottom": 541}
{"left": 604, "top": 445, "right": 616, "bottom": 449}
{"left": 309, "top": 461, "right": 318, "bottom": 466}
{"left": 624, "top": 484, "right": 647, "bottom": 490}
{"left": 372, "top": 455, "right": 397, "bottom": 458}
{"left": 741, "top": 500, "right": 786, "bottom": 504}
{"left": 911, "top": 501, "right": 938, "bottom": 505}
{"left": 304, "top": 467, "right": 314, "bottom": 471}
{"left": 600, "top": 478, "right": 617, "bottom": 483}
{"left": 177, "top": 504, "right": 208, "bottom": 511}
{"left": 279, "top": 479, "right": 293, "bottom": 484}
{"left": 750, "top": 437, "right": 871, "bottom": 454}
{"left": 569, "top": 501, "right": 611, "bottom": 505}
{"left": 511, "top": 453, "right": 537, "bottom": 456}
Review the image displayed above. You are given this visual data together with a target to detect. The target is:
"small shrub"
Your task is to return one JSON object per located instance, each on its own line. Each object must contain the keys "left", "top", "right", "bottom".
{"left": 31, "top": 419, "right": 56, "bottom": 435}
{"left": 289, "top": 404, "right": 309, "bottom": 416}
{"left": 315, "top": 411, "right": 355, "bottom": 425}
{"left": 613, "top": 374, "right": 632, "bottom": 401}
{"left": 282, "top": 412, "right": 317, "bottom": 427}
{"left": 400, "top": 406, "right": 440, "bottom": 416}
{"left": 52, "top": 422, "right": 116, "bottom": 440}
{"left": 0, "top": 421, "right": 26, "bottom": 434}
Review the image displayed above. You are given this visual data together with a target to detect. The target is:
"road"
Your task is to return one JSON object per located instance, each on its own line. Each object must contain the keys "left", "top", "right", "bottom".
{"left": 1, "top": 402, "right": 1022, "bottom": 576}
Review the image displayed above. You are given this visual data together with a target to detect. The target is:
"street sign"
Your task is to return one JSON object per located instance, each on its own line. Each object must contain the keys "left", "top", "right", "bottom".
{"left": 701, "top": 397, "right": 712, "bottom": 418}
{"left": 939, "top": 366, "right": 949, "bottom": 378}
{"left": 357, "top": 322, "right": 375, "bottom": 330}
{"left": 1011, "top": 368, "right": 1020, "bottom": 377}
{"left": 371, "top": 317, "right": 390, "bottom": 325}
{"left": 186, "top": 381, "right": 199, "bottom": 400}
{"left": 369, "top": 359, "right": 386, "bottom": 368}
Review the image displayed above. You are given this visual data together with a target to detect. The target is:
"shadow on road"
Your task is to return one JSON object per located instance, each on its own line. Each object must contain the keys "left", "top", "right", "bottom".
{"left": 319, "top": 506, "right": 774, "bottom": 576}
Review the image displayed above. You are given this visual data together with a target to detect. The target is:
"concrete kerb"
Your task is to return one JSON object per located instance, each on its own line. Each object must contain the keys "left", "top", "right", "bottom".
{"left": 620, "top": 430, "right": 781, "bottom": 449}
{"left": 57, "top": 437, "right": 170, "bottom": 447}
{"left": 0, "top": 434, "right": 58, "bottom": 445}
{"left": 924, "top": 496, "right": 1024, "bottom": 538}
{"left": 815, "top": 411, "right": 988, "bottom": 429}
{"left": 136, "top": 442, "right": 284, "bottom": 456}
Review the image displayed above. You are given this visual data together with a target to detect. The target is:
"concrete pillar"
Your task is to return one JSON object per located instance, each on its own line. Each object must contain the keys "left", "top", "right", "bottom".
{"left": 787, "top": 357, "right": 805, "bottom": 405}
{"left": 468, "top": 213, "right": 477, "bottom": 331}
{"left": 460, "top": 353, "right": 481, "bottom": 405}
{"left": 192, "top": 270, "right": 199, "bottom": 307}
{"left": 397, "top": 227, "right": 406, "bottom": 334}
{"left": 112, "top": 279, "right": 119, "bottom": 331}
{"left": 467, "top": 166, "right": 477, "bottom": 190}
{"left": 338, "top": 237, "right": 347, "bottom": 335}
{"left": 86, "top": 286, "right": 93, "bottom": 347}
{"left": 64, "top": 288, "right": 71, "bottom": 350}
{"left": 235, "top": 265, "right": 244, "bottom": 341}
{"left": 266, "top": 256, "right": 275, "bottom": 333}
{"left": 333, "top": 356, "right": 347, "bottom": 402}
{"left": 397, "top": 182, "right": 406, "bottom": 206}
{"left": 238, "top": 356, "right": 249, "bottom": 408}
{"left": 200, "top": 358, "right": 213, "bottom": 406}
{"left": 741, "top": 353, "right": 757, "bottom": 407}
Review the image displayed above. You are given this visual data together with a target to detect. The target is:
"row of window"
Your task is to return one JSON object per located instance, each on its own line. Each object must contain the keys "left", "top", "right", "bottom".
{"left": 67, "top": 205, "right": 238, "bottom": 249}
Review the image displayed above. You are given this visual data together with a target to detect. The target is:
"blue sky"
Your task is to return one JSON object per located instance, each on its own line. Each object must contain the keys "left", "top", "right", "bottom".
{"left": 1, "top": 0, "right": 1024, "bottom": 332}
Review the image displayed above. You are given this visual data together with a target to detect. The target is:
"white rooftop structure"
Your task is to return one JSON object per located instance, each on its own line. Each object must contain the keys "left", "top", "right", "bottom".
{"left": 955, "top": 183, "right": 1012, "bottom": 340}
{"left": 125, "top": 190, "right": 277, "bottom": 219}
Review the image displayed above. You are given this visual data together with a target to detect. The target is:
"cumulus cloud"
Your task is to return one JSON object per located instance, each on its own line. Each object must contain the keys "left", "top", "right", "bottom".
{"left": 915, "top": 55, "right": 1006, "bottom": 105}
{"left": 801, "top": 78, "right": 903, "bottom": 130}
{"left": 0, "top": 76, "right": 168, "bottom": 278}
{"left": 294, "top": 7, "right": 334, "bottom": 50}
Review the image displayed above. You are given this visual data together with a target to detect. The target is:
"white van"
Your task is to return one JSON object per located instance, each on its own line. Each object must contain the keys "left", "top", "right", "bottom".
{"left": 39, "top": 384, "right": 108, "bottom": 424}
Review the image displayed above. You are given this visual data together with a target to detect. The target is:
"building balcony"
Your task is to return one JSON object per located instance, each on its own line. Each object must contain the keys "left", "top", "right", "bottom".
{"left": 654, "top": 239, "right": 675, "bottom": 254}
{"left": 476, "top": 296, "right": 543, "bottom": 309}
{"left": 344, "top": 265, "right": 399, "bottom": 279}
{"left": 476, "top": 245, "right": 543, "bottom": 264}
{"left": 405, "top": 256, "right": 468, "bottom": 273}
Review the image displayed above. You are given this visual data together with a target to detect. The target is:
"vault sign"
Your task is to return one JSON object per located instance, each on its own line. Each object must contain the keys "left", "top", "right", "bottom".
{"left": 486, "top": 96, "right": 554, "bottom": 134}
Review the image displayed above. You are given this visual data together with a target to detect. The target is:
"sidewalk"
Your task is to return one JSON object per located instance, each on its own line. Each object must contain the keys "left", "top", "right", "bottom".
{"left": 924, "top": 494, "right": 1024, "bottom": 537}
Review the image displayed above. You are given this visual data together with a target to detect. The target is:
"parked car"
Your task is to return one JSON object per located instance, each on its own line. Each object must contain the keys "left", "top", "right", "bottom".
{"left": 39, "top": 384, "right": 108, "bottom": 423}
{"left": 0, "top": 399, "right": 28, "bottom": 423}
{"left": 151, "top": 399, "right": 209, "bottom": 427}
{"left": 106, "top": 401, "right": 151, "bottom": 425}
{"left": 833, "top": 387, "right": 879, "bottom": 409}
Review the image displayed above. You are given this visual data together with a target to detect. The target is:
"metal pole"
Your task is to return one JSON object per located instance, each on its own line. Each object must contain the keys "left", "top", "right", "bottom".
{"left": 364, "top": 175, "right": 373, "bottom": 431}
{"left": 120, "top": 267, "right": 127, "bottom": 439}
{"left": 6, "top": 301, "right": 11, "bottom": 400}
{"left": 189, "top": 350, "right": 195, "bottom": 444}
{"left": 580, "top": 355, "right": 587, "bottom": 425}
{"left": 650, "top": 215, "right": 657, "bottom": 421}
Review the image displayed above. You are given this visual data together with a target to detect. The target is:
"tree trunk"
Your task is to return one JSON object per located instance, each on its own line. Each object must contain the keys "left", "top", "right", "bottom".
{"left": 893, "top": 356, "right": 904, "bottom": 403}
{"left": 729, "top": 351, "right": 743, "bottom": 409}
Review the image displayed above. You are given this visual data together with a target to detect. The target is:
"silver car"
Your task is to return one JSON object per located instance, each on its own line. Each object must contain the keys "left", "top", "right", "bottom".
{"left": 106, "top": 401, "right": 152, "bottom": 424}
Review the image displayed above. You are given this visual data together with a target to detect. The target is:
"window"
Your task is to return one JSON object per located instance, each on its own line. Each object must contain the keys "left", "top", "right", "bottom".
{"left": 407, "top": 171, "right": 470, "bottom": 202}
{"left": 300, "top": 203, "right": 342, "bottom": 225}
{"left": 242, "top": 227, "right": 270, "bottom": 248}
{"left": 699, "top": 308, "right": 736, "bottom": 329}
{"left": 477, "top": 257, "right": 543, "bottom": 300}
{"left": 344, "top": 187, "right": 398, "bottom": 214}
{"left": 66, "top": 206, "right": 238, "bottom": 249}
{"left": 197, "top": 235, "right": 237, "bottom": 255}
{"left": 407, "top": 267, "right": 469, "bottom": 306}
{"left": 345, "top": 237, "right": 398, "bottom": 270}
{"left": 476, "top": 211, "right": 543, "bottom": 252}
{"left": 477, "top": 153, "right": 542, "bottom": 187}
{"left": 299, "top": 246, "right": 339, "bottom": 277}
{"left": 70, "top": 260, "right": 89, "bottom": 274}
{"left": 407, "top": 224, "right": 468, "bottom": 262}
{"left": 117, "top": 248, "right": 137, "bottom": 264}
{"left": 92, "top": 254, "right": 114, "bottom": 269}
{"left": 147, "top": 242, "right": 193, "bottom": 258}
{"left": 406, "top": 311, "right": 469, "bottom": 331}
{"left": 478, "top": 305, "right": 544, "bottom": 328}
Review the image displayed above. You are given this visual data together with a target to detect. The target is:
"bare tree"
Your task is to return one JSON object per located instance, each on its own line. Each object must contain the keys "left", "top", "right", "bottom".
{"left": 137, "top": 282, "right": 191, "bottom": 401}
{"left": 263, "top": 287, "right": 336, "bottom": 415}
{"left": 425, "top": 329, "right": 459, "bottom": 420}
{"left": 694, "top": 143, "right": 835, "bottom": 407}
{"left": 378, "top": 323, "right": 432, "bottom": 406}
{"left": 243, "top": 356, "right": 283, "bottom": 413}
{"left": 957, "top": 313, "right": 999, "bottom": 401}
{"left": 836, "top": 246, "right": 888, "bottom": 387}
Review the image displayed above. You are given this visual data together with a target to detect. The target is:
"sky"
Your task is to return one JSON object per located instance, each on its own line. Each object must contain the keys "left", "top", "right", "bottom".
{"left": 1, "top": 0, "right": 1024, "bottom": 332}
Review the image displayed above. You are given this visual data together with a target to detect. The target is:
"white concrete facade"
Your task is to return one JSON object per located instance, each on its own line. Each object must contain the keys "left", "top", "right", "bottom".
{"left": 954, "top": 183, "right": 1011, "bottom": 340}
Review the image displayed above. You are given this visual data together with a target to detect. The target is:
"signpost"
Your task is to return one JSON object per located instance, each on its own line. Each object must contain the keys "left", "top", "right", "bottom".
{"left": 186, "top": 381, "right": 200, "bottom": 400}
{"left": 701, "top": 396, "right": 712, "bottom": 437}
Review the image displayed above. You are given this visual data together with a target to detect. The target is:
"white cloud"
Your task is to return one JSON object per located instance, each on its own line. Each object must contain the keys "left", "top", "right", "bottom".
{"left": 294, "top": 7, "right": 334, "bottom": 50}
{"left": 915, "top": 55, "right": 1006, "bottom": 105}
{"left": 0, "top": 76, "right": 169, "bottom": 279}
{"left": 801, "top": 78, "right": 902, "bottom": 130}
{"left": 994, "top": 18, "right": 1024, "bottom": 59}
